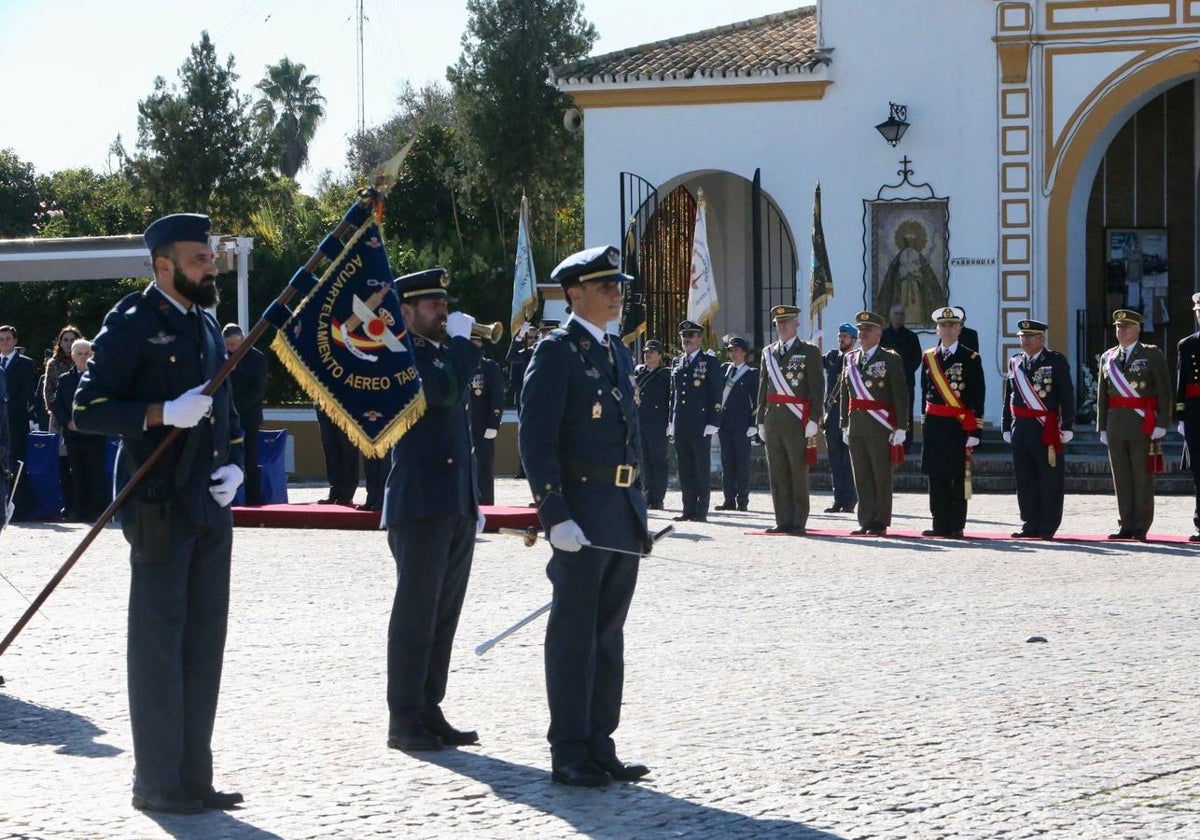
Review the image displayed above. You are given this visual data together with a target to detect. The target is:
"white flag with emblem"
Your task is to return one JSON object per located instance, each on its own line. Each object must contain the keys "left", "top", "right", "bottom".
{"left": 687, "top": 189, "right": 719, "bottom": 326}
{"left": 510, "top": 194, "right": 538, "bottom": 335}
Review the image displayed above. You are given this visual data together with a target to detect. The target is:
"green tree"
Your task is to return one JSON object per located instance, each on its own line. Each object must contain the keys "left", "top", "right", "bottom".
{"left": 118, "top": 31, "right": 267, "bottom": 227}
{"left": 254, "top": 57, "right": 327, "bottom": 180}
{"left": 0, "top": 148, "right": 39, "bottom": 237}
{"left": 347, "top": 82, "right": 455, "bottom": 177}
{"left": 35, "top": 168, "right": 151, "bottom": 238}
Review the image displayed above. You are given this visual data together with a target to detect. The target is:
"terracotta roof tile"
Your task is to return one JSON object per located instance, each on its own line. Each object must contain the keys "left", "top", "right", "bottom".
{"left": 553, "top": 6, "right": 830, "bottom": 85}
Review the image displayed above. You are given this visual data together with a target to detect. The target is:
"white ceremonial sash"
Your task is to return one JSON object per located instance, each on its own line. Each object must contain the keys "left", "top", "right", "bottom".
{"left": 1009, "top": 356, "right": 1050, "bottom": 426}
{"left": 721, "top": 364, "right": 751, "bottom": 408}
{"left": 763, "top": 345, "right": 806, "bottom": 423}
{"left": 1104, "top": 348, "right": 1145, "bottom": 418}
{"left": 846, "top": 350, "right": 894, "bottom": 431}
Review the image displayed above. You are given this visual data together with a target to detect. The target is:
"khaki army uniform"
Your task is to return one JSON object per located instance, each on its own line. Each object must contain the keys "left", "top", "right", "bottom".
{"left": 756, "top": 336, "right": 823, "bottom": 531}
{"left": 840, "top": 345, "right": 909, "bottom": 532}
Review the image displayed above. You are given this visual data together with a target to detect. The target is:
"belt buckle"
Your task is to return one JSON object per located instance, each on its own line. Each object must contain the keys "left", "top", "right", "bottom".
{"left": 614, "top": 465, "right": 634, "bottom": 488}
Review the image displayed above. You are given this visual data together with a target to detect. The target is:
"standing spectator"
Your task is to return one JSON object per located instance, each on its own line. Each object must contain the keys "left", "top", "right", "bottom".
{"left": 468, "top": 336, "right": 504, "bottom": 505}
{"left": 715, "top": 335, "right": 758, "bottom": 512}
{"left": 74, "top": 213, "right": 244, "bottom": 814}
{"left": 222, "top": 324, "right": 267, "bottom": 507}
{"left": 755, "top": 306, "right": 823, "bottom": 534}
{"left": 1001, "top": 319, "right": 1074, "bottom": 540}
{"left": 920, "top": 307, "right": 986, "bottom": 539}
{"left": 669, "top": 320, "right": 723, "bottom": 522}
{"left": 42, "top": 325, "right": 81, "bottom": 429}
{"left": 383, "top": 268, "right": 482, "bottom": 752}
{"left": 634, "top": 339, "right": 671, "bottom": 510}
{"left": 822, "top": 323, "right": 858, "bottom": 514}
{"left": 880, "top": 304, "right": 921, "bottom": 449}
{"left": 316, "top": 405, "right": 359, "bottom": 505}
{"left": 1098, "top": 309, "right": 1171, "bottom": 541}
{"left": 0, "top": 325, "right": 39, "bottom": 520}
{"left": 52, "top": 338, "right": 109, "bottom": 522}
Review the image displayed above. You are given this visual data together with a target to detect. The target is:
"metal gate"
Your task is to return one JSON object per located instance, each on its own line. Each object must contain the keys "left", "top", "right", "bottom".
{"left": 618, "top": 172, "right": 658, "bottom": 344}
{"left": 752, "top": 168, "right": 798, "bottom": 349}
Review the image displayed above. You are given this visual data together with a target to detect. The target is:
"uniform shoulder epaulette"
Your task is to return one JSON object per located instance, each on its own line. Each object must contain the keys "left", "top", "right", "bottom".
{"left": 703, "top": 349, "right": 718, "bottom": 358}
{"left": 413, "top": 335, "right": 427, "bottom": 347}
{"left": 113, "top": 288, "right": 146, "bottom": 314}
{"left": 968, "top": 350, "right": 979, "bottom": 359}
{"left": 1143, "top": 343, "right": 1159, "bottom": 351}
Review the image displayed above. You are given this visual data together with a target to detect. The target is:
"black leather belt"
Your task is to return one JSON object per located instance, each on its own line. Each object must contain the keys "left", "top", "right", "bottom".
{"left": 563, "top": 461, "right": 638, "bottom": 488}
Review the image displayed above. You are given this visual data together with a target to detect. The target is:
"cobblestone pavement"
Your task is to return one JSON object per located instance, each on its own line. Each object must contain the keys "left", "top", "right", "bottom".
{"left": 1, "top": 480, "right": 1198, "bottom": 839}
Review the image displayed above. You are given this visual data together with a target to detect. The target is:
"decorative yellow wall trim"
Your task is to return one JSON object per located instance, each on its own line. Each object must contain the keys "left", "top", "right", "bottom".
{"left": 1046, "top": 0, "right": 1176, "bottom": 30}
{"left": 565, "top": 80, "right": 832, "bottom": 109}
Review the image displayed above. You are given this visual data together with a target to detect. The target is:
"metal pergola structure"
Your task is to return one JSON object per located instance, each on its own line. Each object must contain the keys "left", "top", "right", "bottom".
{"left": 0, "top": 235, "right": 255, "bottom": 329}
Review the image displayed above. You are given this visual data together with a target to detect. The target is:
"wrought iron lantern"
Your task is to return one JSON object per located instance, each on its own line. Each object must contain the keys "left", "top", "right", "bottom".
{"left": 875, "top": 103, "right": 910, "bottom": 146}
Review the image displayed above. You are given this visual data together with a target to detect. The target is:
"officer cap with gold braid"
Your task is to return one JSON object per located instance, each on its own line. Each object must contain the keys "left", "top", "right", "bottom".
{"left": 550, "top": 245, "right": 633, "bottom": 289}
{"left": 854, "top": 310, "right": 885, "bottom": 329}
{"left": 932, "top": 306, "right": 965, "bottom": 325}
{"left": 1016, "top": 319, "right": 1047, "bottom": 336}
{"left": 770, "top": 304, "right": 800, "bottom": 322}
{"left": 1112, "top": 308, "right": 1143, "bottom": 326}
{"left": 678, "top": 319, "right": 703, "bottom": 334}
{"left": 395, "top": 267, "right": 455, "bottom": 303}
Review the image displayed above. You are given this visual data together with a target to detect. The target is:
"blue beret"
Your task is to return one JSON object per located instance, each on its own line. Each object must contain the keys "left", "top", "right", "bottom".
{"left": 550, "top": 245, "right": 633, "bottom": 288}
{"left": 837, "top": 322, "right": 858, "bottom": 337}
{"left": 144, "top": 213, "right": 210, "bottom": 254}
{"left": 395, "top": 268, "right": 455, "bottom": 303}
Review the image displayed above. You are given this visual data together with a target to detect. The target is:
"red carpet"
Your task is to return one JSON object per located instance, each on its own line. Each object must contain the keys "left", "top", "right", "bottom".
{"left": 233, "top": 503, "right": 540, "bottom": 532}
{"left": 745, "top": 528, "right": 1196, "bottom": 544}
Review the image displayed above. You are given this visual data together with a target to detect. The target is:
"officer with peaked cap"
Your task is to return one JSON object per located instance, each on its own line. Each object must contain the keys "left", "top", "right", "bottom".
{"left": 383, "top": 267, "right": 484, "bottom": 752}
{"left": 670, "top": 318, "right": 724, "bottom": 521}
{"left": 822, "top": 322, "right": 858, "bottom": 514}
{"left": 920, "top": 306, "right": 985, "bottom": 538}
{"left": 520, "top": 245, "right": 651, "bottom": 787}
{"left": 1098, "top": 308, "right": 1171, "bottom": 540}
{"left": 755, "top": 305, "right": 822, "bottom": 533}
{"left": 635, "top": 338, "right": 671, "bottom": 509}
{"left": 1176, "top": 294, "right": 1200, "bottom": 541}
{"left": 1002, "top": 319, "right": 1075, "bottom": 539}
{"left": 840, "top": 310, "right": 908, "bottom": 535}
{"left": 74, "top": 213, "right": 245, "bottom": 814}
{"left": 715, "top": 334, "right": 758, "bottom": 512}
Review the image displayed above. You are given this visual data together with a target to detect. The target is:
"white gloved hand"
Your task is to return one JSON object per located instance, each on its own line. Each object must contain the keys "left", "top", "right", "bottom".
{"left": 757, "top": 424, "right": 766, "bottom": 440}
{"left": 1151, "top": 426, "right": 1166, "bottom": 440}
{"left": 745, "top": 426, "right": 757, "bottom": 438}
{"left": 805, "top": 420, "right": 819, "bottom": 438}
{"left": 483, "top": 428, "right": 498, "bottom": 440}
{"left": 163, "top": 382, "right": 212, "bottom": 428}
{"left": 1002, "top": 431, "right": 1012, "bottom": 444}
{"left": 476, "top": 508, "right": 487, "bottom": 534}
{"left": 549, "top": 519, "right": 590, "bottom": 553}
{"left": 446, "top": 311, "right": 475, "bottom": 339}
{"left": 1099, "top": 430, "right": 1108, "bottom": 445}
{"left": 208, "top": 464, "right": 244, "bottom": 507}
{"left": 891, "top": 429, "right": 907, "bottom": 445}
{"left": 516, "top": 321, "right": 533, "bottom": 339}
{"left": 966, "top": 436, "right": 980, "bottom": 448}
{"left": 842, "top": 429, "right": 850, "bottom": 445}
{"left": 703, "top": 424, "right": 719, "bottom": 437}
{"left": 1059, "top": 430, "right": 1074, "bottom": 444}
{"left": 1179, "top": 421, "right": 1187, "bottom": 437}
{"left": 667, "top": 422, "right": 674, "bottom": 438}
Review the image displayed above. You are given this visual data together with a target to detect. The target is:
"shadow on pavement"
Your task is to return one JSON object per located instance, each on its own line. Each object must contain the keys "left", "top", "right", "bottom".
{"left": 424, "top": 749, "right": 846, "bottom": 839}
{"left": 0, "top": 692, "right": 121, "bottom": 757}
{"left": 140, "top": 809, "right": 284, "bottom": 840}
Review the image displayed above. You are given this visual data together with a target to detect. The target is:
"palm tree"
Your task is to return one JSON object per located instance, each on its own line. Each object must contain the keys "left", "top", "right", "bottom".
{"left": 254, "top": 57, "right": 326, "bottom": 179}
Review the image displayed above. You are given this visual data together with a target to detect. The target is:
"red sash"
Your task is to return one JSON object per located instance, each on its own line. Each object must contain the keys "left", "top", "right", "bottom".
{"left": 1012, "top": 405, "right": 1062, "bottom": 450}
{"left": 1185, "top": 383, "right": 1200, "bottom": 399}
{"left": 1108, "top": 395, "right": 1158, "bottom": 436}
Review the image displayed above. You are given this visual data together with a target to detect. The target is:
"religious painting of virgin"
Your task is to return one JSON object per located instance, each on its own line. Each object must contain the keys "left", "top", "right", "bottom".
{"left": 865, "top": 199, "right": 950, "bottom": 328}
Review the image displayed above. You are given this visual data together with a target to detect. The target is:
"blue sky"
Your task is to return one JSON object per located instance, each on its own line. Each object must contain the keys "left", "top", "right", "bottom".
{"left": 2, "top": 0, "right": 802, "bottom": 193}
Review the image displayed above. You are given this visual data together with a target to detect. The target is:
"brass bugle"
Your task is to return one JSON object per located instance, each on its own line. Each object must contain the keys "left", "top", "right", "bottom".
{"left": 498, "top": 526, "right": 539, "bottom": 547}
{"left": 470, "top": 320, "right": 504, "bottom": 344}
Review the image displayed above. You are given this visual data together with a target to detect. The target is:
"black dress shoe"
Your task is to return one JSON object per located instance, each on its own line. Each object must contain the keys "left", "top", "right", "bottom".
{"left": 551, "top": 760, "right": 611, "bottom": 787}
{"left": 189, "top": 789, "right": 244, "bottom": 810}
{"left": 1107, "top": 530, "right": 1134, "bottom": 540}
{"left": 765, "top": 525, "right": 794, "bottom": 534}
{"left": 356, "top": 502, "right": 381, "bottom": 512}
{"left": 850, "top": 527, "right": 870, "bottom": 535}
{"left": 948, "top": 530, "right": 965, "bottom": 539}
{"left": 1011, "top": 531, "right": 1036, "bottom": 538}
{"left": 1132, "top": 531, "right": 1149, "bottom": 542}
{"left": 1190, "top": 533, "right": 1200, "bottom": 542}
{"left": 921, "top": 529, "right": 947, "bottom": 538}
{"left": 1038, "top": 534, "right": 1056, "bottom": 540}
{"left": 737, "top": 505, "right": 748, "bottom": 512}
{"left": 591, "top": 754, "right": 650, "bottom": 781}
{"left": 672, "top": 514, "right": 691, "bottom": 522}
{"left": 387, "top": 725, "right": 443, "bottom": 751}
{"left": 866, "top": 527, "right": 887, "bottom": 536}
{"left": 131, "top": 791, "right": 204, "bottom": 815}
{"left": 714, "top": 503, "right": 735, "bottom": 511}
{"left": 424, "top": 717, "right": 479, "bottom": 746}
{"left": 823, "top": 505, "right": 842, "bottom": 513}
{"left": 692, "top": 516, "right": 708, "bottom": 523}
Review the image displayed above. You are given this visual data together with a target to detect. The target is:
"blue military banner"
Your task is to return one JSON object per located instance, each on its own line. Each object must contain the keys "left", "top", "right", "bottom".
{"left": 272, "top": 219, "right": 425, "bottom": 457}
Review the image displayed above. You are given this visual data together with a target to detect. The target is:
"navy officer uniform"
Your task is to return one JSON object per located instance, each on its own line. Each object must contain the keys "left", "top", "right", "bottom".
{"left": 468, "top": 343, "right": 505, "bottom": 505}
{"left": 715, "top": 335, "right": 757, "bottom": 511}
{"left": 73, "top": 213, "right": 245, "bottom": 814}
{"left": 1177, "top": 293, "right": 1200, "bottom": 541}
{"left": 669, "top": 320, "right": 723, "bottom": 521}
{"left": 822, "top": 323, "right": 858, "bottom": 514}
{"left": 634, "top": 339, "right": 671, "bottom": 509}
{"left": 520, "top": 245, "right": 651, "bottom": 788}
{"left": 1001, "top": 319, "right": 1075, "bottom": 539}
{"left": 382, "top": 268, "right": 483, "bottom": 752}
{"left": 53, "top": 354, "right": 110, "bottom": 522}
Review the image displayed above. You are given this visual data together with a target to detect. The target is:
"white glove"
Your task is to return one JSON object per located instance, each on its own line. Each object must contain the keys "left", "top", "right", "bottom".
{"left": 516, "top": 321, "right": 533, "bottom": 339}
{"left": 805, "top": 420, "right": 819, "bottom": 438}
{"left": 476, "top": 508, "right": 487, "bottom": 534}
{"left": 1059, "top": 430, "right": 1073, "bottom": 444}
{"left": 1002, "top": 431, "right": 1012, "bottom": 444}
{"left": 891, "top": 429, "right": 906, "bottom": 445}
{"left": 163, "top": 382, "right": 212, "bottom": 428}
{"left": 1099, "top": 430, "right": 1108, "bottom": 445}
{"left": 1151, "top": 426, "right": 1166, "bottom": 441}
{"left": 483, "top": 428, "right": 498, "bottom": 440}
{"left": 549, "top": 519, "right": 590, "bottom": 553}
{"left": 667, "top": 422, "right": 674, "bottom": 438}
{"left": 703, "top": 424, "right": 719, "bottom": 437}
{"left": 757, "top": 424, "right": 766, "bottom": 440}
{"left": 842, "top": 429, "right": 850, "bottom": 445}
{"left": 208, "top": 464, "right": 244, "bottom": 507}
{"left": 746, "top": 426, "right": 757, "bottom": 438}
{"left": 966, "top": 436, "right": 980, "bottom": 448}
{"left": 1179, "top": 421, "right": 1187, "bottom": 437}
{"left": 446, "top": 311, "right": 475, "bottom": 339}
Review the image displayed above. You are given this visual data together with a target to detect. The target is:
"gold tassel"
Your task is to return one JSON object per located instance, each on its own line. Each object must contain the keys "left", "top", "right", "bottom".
{"left": 1048, "top": 445, "right": 1056, "bottom": 468}
{"left": 964, "top": 452, "right": 973, "bottom": 500}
